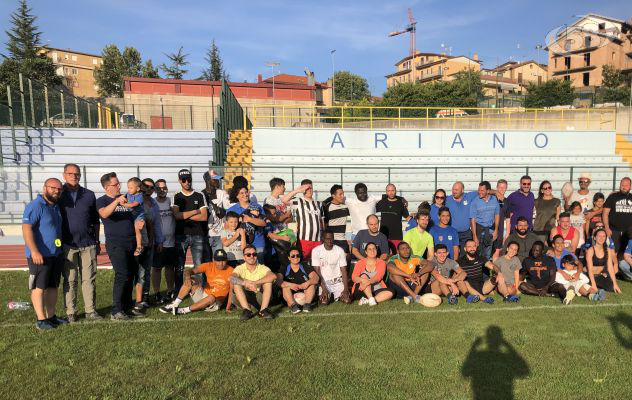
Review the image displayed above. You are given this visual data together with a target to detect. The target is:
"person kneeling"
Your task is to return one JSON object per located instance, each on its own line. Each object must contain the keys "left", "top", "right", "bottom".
{"left": 556, "top": 254, "right": 605, "bottom": 304}
{"left": 351, "top": 242, "right": 394, "bottom": 305}
{"left": 277, "top": 247, "right": 320, "bottom": 313}
{"left": 230, "top": 244, "right": 277, "bottom": 321}
{"left": 160, "top": 249, "right": 234, "bottom": 315}
{"left": 430, "top": 244, "right": 467, "bottom": 305}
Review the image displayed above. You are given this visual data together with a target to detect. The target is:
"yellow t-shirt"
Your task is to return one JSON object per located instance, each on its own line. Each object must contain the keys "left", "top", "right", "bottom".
{"left": 233, "top": 263, "right": 271, "bottom": 281}
{"left": 388, "top": 254, "right": 422, "bottom": 275}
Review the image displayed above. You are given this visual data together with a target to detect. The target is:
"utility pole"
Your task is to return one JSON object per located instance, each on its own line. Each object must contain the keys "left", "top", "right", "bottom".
{"left": 331, "top": 50, "right": 336, "bottom": 104}
{"left": 266, "top": 61, "right": 280, "bottom": 104}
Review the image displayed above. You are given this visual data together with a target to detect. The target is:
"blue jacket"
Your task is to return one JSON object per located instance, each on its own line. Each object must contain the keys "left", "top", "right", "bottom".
{"left": 59, "top": 185, "right": 99, "bottom": 248}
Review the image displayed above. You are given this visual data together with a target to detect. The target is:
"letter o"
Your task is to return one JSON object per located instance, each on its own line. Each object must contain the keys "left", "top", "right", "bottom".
{"left": 534, "top": 133, "right": 548, "bottom": 148}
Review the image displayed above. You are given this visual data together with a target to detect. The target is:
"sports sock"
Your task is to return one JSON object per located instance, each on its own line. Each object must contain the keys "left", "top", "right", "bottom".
{"left": 172, "top": 298, "right": 183, "bottom": 307}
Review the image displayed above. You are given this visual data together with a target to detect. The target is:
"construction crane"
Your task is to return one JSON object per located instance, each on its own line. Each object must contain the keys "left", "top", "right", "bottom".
{"left": 389, "top": 8, "right": 417, "bottom": 81}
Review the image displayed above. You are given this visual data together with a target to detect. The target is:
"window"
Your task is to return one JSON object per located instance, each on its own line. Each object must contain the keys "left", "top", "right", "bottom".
{"left": 71, "top": 68, "right": 78, "bottom": 75}
{"left": 554, "top": 58, "right": 557, "bottom": 68}
{"left": 52, "top": 52, "right": 58, "bottom": 62}
{"left": 583, "top": 72, "right": 590, "bottom": 86}
{"left": 64, "top": 54, "right": 69, "bottom": 60}
{"left": 564, "top": 57, "right": 571, "bottom": 69}
{"left": 585, "top": 36, "right": 592, "bottom": 48}
{"left": 538, "top": 76, "right": 542, "bottom": 84}
{"left": 564, "top": 75, "right": 570, "bottom": 81}
{"left": 564, "top": 40, "right": 572, "bottom": 51}
{"left": 92, "top": 59, "right": 97, "bottom": 65}
{"left": 518, "top": 73, "right": 523, "bottom": 83}
{"left": 71, "top": 55, "right": 77, "bottom": 61}
{"left": 598, "top": 23, "right": 606, "bottom": 31}
{"left": 612, "top": 52, "right": 616, "bottom": 61}
{"left": 584, "top": 53, "right": 591, "bottom": 66}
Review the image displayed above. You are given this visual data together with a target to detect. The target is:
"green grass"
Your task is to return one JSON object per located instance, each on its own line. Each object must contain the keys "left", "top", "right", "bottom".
{"left": 1, "top": 270, "right": 632, "bottom": 400}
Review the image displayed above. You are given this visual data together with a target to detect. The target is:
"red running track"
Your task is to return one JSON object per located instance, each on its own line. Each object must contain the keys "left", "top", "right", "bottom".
{"left": 0, "top": 245, "right": 193, "bottom": 269}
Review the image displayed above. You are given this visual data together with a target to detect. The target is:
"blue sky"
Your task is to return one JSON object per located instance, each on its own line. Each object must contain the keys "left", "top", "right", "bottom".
{"left": 1, "top": 0, "right": 631, "bottom": 95}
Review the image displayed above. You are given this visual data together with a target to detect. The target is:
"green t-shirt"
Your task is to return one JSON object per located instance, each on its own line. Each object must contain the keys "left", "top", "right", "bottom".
{"left": 403, "top": 228, "right": 434, "bottom": 258}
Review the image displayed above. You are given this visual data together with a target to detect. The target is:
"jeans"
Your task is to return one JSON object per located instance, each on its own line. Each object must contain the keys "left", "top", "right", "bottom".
{"left": 619, "top": 259, "right": 632, "bottom": 280}
{"left": 106, "top": 241, "right": 138, "bottom": 315}
{"left": 611, "top": 228, "right": 632, "bottom": 255}
{"left": 175, "top": 234, "right": 205, "bottom": 293}
{"left": 476, "top": 224, "right": 494, "bottom": 260}
{"left": 62, "top": 245, "right": 97, "bottom": 315}
{"left": 203, "top": 236, "right": 223, "bottom": 262}
{"left": 135, "top": 245, "right": 154, "bottom": 296}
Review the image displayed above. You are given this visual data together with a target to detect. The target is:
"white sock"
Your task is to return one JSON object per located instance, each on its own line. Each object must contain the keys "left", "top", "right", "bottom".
{"left": 172, "top": 298, "right": 183, "bottom": 307}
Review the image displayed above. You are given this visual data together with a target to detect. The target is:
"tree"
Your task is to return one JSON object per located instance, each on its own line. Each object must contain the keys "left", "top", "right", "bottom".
{"left": 160, "top": 46, "right": 188, "bottom": 80}
{"left": 0, "top": 0, "right": 61, "bottom": 97}
{"left": 600, "top": 65, "right": 630, "bottom": 105}
{"left": 524, "top": 79, "right": 575, "bottom": 108}
{"left": 121, "top": 47, "right": 142, "bottom": 78}
{"left": 332, "top": 70, "right": 370, "bottom": 102}
{"left": 141, "top": 59, "right": 159, "bottom": 78}
{"left": 201, "top": 39, "right": 229, "bottom": 81}
{"left": 93, "top": 45, "right": 145, "bottom": 97}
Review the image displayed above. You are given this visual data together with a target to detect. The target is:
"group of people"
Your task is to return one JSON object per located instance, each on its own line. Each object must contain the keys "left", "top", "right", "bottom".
{"left": 22, "top": 164, "right": 632, "bottom": 329}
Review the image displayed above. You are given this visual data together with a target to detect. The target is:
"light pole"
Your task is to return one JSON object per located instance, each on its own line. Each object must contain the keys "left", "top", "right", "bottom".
{"left": 331, "top": 49, "right": 336, "bottom": 104}
{"left": 266, "top": 61, "right": 280, "bottom": 104}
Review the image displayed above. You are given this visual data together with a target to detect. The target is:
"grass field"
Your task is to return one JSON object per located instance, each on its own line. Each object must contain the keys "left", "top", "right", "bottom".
{"left": 1, "top": 270, "right": 632, "bottom": 400}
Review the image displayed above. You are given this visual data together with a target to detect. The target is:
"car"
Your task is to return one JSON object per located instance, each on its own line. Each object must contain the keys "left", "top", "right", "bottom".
{"left": 436, "top": 109, "right": 468, "bottom": 118}
{"left": 39, "top": 113, "right": 81, "bottom": 128}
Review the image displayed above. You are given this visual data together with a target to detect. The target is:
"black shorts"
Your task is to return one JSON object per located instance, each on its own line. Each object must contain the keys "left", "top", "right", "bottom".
{"left": 28, "top": 255, "right": 63, "bottom": 290}
{"left": 352, "top": 285, "right": 395, "bottom": 300}
{"left": 153, "top": 246, "right": 177, "bottom": 269}
{"left": 467, "top": 278, "right": 485, "bottom": 294}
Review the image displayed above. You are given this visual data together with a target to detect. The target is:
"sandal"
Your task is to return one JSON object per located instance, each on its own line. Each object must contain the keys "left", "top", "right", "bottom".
{"left": 134, "top": 246, "right": 143, "bottom": 257}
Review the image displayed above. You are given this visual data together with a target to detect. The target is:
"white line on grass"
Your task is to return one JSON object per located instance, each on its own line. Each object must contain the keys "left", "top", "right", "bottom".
{"left": 2, "top": 302, "right": 631, "bottom": 329}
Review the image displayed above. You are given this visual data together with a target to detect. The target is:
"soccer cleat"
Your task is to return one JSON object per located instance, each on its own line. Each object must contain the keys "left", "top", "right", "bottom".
{"left": 563, "top": 289, "right": 575, "bottom": 305}
{"left": 85, "top": 312, "right": 103, "bottom": 320}
{"left": 111, "top": 312, "right": 131, "bottom": 321}
{"left": 66, "top": 314, "right": 77, "bottom": 323}
{"left": 448, "top": 294, "right": 458, "bottom": 305}
{"left": 509, "top": 295, "right": 520, "bottom": 303}
{"left": 368, "top": 297, "right": 378, "bottom": 306}
{"left": 36, "top": 320, "right": 56, "bottom": 330}
{"left": 302, "top": 303, "right": 313, "bottom": 313}
{"left": 466, "top": 295, "right": 480, "bottom": 304}
{"left": 128, "top": 308, "right": 146, "bottom": 317}
{"left": 289, "top": 303, "right": 302, "bottom": 314}
{"left": 159, "top": 304, "right": 175, "bottom": 314}
{"left": 483, "top": 297, "right": 495, "bottom": 304}
{"left": 403, "top": 296, "right": 413, "bottom": 305}
{"left": 205, "top": 303, "right": 220, "bottom": 313}
{"left": 258, "top": 308, "right": 275, "bottom": 320}
{"left": 240, "top": 309, "right": 255, "bottom": 321}
{"left": 137, "top": 301, "right": 150, "bottom": 309}
{"left": 47, "top": 315, "right": 69, "bottom": 326}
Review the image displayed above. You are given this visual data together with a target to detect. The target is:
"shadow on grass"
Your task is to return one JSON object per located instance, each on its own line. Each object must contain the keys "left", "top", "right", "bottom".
{"left": 462, "top": 326, "right": 530, "bottom": 400}
{"left": 608, "top": 312, "right": 632, "bottom": 350}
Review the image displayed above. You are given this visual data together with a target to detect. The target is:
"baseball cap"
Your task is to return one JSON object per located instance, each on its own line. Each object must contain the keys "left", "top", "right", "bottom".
{"left": 579, "top": 173, "right": 592, "bottom": 181}
{"left": 214, "top": 249, "right": 228, "bottom": 261}
{"left": 178, "top": 169, "right": 192, "bottom": 181}
{"left": 203, "top": 169, "right": 223, "bottom": 182}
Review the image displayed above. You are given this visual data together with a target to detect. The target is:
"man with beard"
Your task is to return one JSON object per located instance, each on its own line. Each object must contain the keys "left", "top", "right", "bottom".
{"left": 519, "top": 241, "right": 566, "bottom": 301}
{"left": 457, "top": 239, "right": 496, "bottom": 304}
{"left": 346, "top": 183, "right": 379, "bottom": 240}
{"left": 23, "top": 178, "right": 68, "bottom": 330}
{"left": 502, "top": 217, "right": 538, "bottom": 262}
{"left": 507, "top": 175, "right": 535, "bottom": 231}
{"left": 603, "top": 177, "right": 632, "bottom": 255}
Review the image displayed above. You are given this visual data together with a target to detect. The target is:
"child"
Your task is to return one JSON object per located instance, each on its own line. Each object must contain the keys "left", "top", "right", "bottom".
{"left": 569, "top": 201, "right": 586, "bottom": 251}
{"left": 556, "top": 254, "right": 605, "bottom": 304}
{"left": 220, "top": 211, "right": 246, "bottom": 267}
{"left": 263, "top": 204, "right": 297, "bottom": 271}
{"left": 123, "top": 177, "right": 145, "bottom": 256}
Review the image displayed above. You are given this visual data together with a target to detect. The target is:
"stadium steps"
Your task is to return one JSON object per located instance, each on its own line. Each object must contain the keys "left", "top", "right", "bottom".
{"left": 615, "top": 133, "right": 632, "bottom": 167}
{"left": 225, "top": 129, "right": 253, "bottom": 187}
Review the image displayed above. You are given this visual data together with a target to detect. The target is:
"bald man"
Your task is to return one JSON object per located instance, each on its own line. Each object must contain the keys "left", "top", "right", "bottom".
{"left": 446, "top": 181, "right": 478, "bottom": 250}
{"left": 23, "top": 178, "right": 68, "bottom": 330}
{"left": 603, "top": 177, "right": 632, "bottom": 255}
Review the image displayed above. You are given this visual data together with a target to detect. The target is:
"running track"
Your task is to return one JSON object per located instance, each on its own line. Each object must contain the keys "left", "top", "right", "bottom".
{"left": 0, "top": 245, "right": 193, "bottom": 269}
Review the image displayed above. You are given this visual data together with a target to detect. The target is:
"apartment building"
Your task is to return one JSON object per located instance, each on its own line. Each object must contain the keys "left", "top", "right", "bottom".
{"left": 42, "top": 47, "right": 103, "bottom": 97}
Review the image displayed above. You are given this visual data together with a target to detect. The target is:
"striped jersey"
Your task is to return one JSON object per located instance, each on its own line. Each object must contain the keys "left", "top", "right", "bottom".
{"left": 323, "top": 201, "right": 349, "bottom": 241}
{"left": 291, "top": 197, "right": 323, "bottom": 242}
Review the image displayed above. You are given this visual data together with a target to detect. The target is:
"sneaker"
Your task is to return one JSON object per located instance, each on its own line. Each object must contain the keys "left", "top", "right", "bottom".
{"left": 240, "top": 309, "right": 255, "bottom": 321}
{"left": 358, "top": 297, "right": 369, "bottom": 306}
{"left": 159, "top": 304, "right": 175, "bottom": 314}
{"left": 403, "top": 296, "right": 413, "bottom": 305}
{"left": 466, "top": 295, "right": 480, "bottom": 304}
{"left": 483, "top": 297, "right": 495, "bottom": 304}
{"left": 258, "top": 308, "right": 275, "bottom": 320}
{"left": 136, "top": 301, "right": 150, "bottom": 309}
{"left": 66, "top": 314, "right": 77, "bottom": 323}
{"left": 129, "top": 308, "right": 146, "bottom": 317}
{"left": 302, "top": 303, "right": 313, "bottom": 313}
{"left": 563, "top": 289, "right": 576, "bottom": 305}
{"left": 509, "top": 295, "right": 520, "bottom": 303}
{"left": 47, "top": 315, "right": 69, "bottom": 326}
{"left": 597, "top": 289, "right": 606, "bottom": 301}
{"left": 289, "top": 303, "right": 302, "bottom": 314}
{"left": 204, "top": 303, "right": 220, "bottom": 313}
{"left": 166, "top": 291, "right": 175, "bottom": 301}
{"left": 368, "top": 297, "right": 378, "bottom": 306}
{"left": 448, "top": 294, "right": 458, "bottom": 305}
{"left": 36, "top": 320, "right": 56, "bottom": 330}
{"left": 414, "top": 295, "right": 423, "bottom": 304}
{"left": 111, "top": 312, "right": 131, "bottom": 321}
{"left": 85, "top": 312, "right": 103, "bottom": 320}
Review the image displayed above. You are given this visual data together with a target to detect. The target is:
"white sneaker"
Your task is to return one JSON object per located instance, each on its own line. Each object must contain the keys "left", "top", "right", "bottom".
{"left": 368, "top": 297, "right": 377, "bottom": 306}
{"left": 403, "top": 296, "right": 412, "bottom": 305}
{"left": 563, "top": 289, "right": 576, "bottom": 305}
{"left": 358, "top": 297, "right": 368, "bottom": 306}
{"left": 204, "top": 303, "right": 220, "bottom": 312}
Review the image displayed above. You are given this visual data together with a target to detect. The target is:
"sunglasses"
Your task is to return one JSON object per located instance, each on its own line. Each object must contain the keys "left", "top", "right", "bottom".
{"left": 244, "top": 252, "right": 257, "bottom": 257}
{"left": 289, "top": 254, "right": 300, "bottom": 258}
{"left": 180, "top": 178, "right": 192, "bottom": 183}
{"left": 542, "top": 186, "right": 552, "bottom": 190}
{"left": 435, "top": 196, "right": 445, "bottom": 199}
{"left": 579, "top": 180, "right": 589, "bottom": 184}
{"left": 521, "top": 183, "right": 531, "bottom": 186}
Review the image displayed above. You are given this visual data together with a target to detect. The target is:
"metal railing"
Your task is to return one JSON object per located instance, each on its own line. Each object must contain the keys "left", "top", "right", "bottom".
{"left": 244, "top": 105, "right": 617, "bottom": 131}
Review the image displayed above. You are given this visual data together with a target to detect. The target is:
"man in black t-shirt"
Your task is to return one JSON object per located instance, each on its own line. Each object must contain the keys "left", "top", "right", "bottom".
{"left": 172, "top": 169, "right": 208, "bottom": 294}
{"left": 603, "top": 177, "right": 632, "bottom": 254}
{"left": 376, "top": 183, "right": 409, "bottom": 246}
{"left": 457, "top": 239, "right": 496, "bottom": 303}
{"left": 96, "top": 172, "right": 140, "bottom": 320}
{"left": 519, "top": 241, "right": 566, "bottom": 301}
{"left": 276, "top": 247, "right": 319, "bottom": 313}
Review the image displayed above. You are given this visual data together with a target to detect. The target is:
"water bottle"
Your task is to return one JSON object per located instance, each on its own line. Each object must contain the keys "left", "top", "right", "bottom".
{"left": 7, "top": 301, "right": 31, "bottom": 310}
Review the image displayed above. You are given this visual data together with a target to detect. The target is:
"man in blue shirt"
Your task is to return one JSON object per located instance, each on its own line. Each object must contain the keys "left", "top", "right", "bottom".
{"left": 445, "top": 181, "right": 478, "bottom": 250}
{"left": 59, "top": 163, "right": 102, "bottom": 323}
{"left": 470, "top": 181, "right": 500, "bottom": 259}
{"left": 429, "top": 207, "right": 460, "bottom": 259}
{"left": 22, "top": 177, "right": 68, "bottom": 330}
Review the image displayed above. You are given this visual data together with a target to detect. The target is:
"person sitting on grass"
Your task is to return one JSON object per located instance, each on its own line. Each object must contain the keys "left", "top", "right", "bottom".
{"left": 519, "top": 241, "right": 566, "bottom": 301}
{"left": 585, "top": 228, "right": 621, "bottom": 294}
{"left": 312, "top": 230, "right": 352, "bottom": 306}
{"left": 556, "top": 254, "right": 605, "bottom": 304}
{"left": 229, "top": 244, "right": 277, "bottom": 321}
{"left": 386, "top": 241, "right": 434, "bottom": 304}
{"left": 351, "top": 242, "right": 394, "bottom": 305}
{"left": 159, "top": 249, "right": 234, "bottom": 315}
{"left": 430, "top": 244, "right": 467, "bottom": 305}
{"left": 547, "top": 234, "right": 579, "bottom": 270}
{"left": 456, "top": 239, "right": 496, "bottom": 304}
{"left": 277, "top": 247, "right": 319, "bottom": 313}
{"left": 493, "top": 241, "right": 522, "bottom": 302}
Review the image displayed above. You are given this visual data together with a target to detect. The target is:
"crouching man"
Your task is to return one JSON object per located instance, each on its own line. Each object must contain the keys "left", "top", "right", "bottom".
{"left": 230, "top": 244, "right": 277, "bottom": 321}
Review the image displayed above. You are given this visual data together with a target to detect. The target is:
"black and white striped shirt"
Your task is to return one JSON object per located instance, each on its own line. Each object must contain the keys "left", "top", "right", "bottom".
{"left": 323, "top": 201, "right": 349, "bottom": 241}
{"left": 291, "top": 197, "right": 323, "bottom": 242}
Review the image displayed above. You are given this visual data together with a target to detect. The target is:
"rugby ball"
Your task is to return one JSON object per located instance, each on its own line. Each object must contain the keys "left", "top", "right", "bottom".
{"left": 561, "top": 182, "right": 573, "bottom": 198}
{"left": 293, "top": 292, "right": 306, "bottom": 306}
{"left": 419, "top": 293, "right": 442, "bottom": 308}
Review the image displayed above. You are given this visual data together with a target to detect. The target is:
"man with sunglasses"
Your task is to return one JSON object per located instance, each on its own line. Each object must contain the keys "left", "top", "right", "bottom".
{"left": 564, "top": 173, "right": 594, "bottom": 212}
{"left": 230, "top": 244, "right": 277, "bottom": 320}
{"left": 507, "top": 175, "right": 535, "bottom": 232}
{"left": 59, "top": 163, "right": 101, "bottom": 323}
{"left": 172, "top": 169, "right": 208, "bottom": 294}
